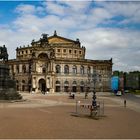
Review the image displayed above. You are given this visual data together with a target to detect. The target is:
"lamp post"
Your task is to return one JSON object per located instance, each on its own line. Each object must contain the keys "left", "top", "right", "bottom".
{"left": 88, "top": 70, "right": 101, "bottom": 116}
{"left": 92, "top": 70, "right": 97, "bottom": 108}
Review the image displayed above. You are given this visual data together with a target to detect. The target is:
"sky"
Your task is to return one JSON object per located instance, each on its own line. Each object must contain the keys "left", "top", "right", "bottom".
{"left": 0, "top": 1, "right": 140, "bottom": 72}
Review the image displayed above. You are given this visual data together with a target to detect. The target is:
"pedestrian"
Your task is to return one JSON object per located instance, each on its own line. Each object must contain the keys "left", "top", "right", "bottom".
{"left": 72, "top": 93, "right": 75, "bottom": 99}
{"left": 124, "top": 99, "right": 126, "bottom": 107}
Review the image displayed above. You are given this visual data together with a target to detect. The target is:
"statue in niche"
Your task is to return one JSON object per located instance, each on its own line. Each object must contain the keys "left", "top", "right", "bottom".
{"left": 50, "top": 49, "right": 55, "bottom": 59}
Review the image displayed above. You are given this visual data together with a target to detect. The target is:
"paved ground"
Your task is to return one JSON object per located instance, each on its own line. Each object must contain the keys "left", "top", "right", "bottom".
{"left": 0, "top": 92, "right": 140, "bottom": 139}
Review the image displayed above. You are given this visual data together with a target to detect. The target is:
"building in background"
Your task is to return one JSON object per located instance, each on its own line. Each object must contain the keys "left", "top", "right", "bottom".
{"left": 113, "top": 71, "right": 140, "bottom": 91}
{"left": 7, "top": 31, "right": 112, "bottom": 94}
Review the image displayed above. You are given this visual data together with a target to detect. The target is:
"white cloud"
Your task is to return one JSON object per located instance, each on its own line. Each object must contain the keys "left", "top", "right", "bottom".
{"left": 15, "top": 4, "right": 36, "bottom": 15}
{"left": 72, "top": 28, "right": 140, "bottom": 72}
{"left": 99, "top": 1, "right": 140, "bottom": 24}
{"left": 0, "top": 1, "right": 140, "bottom": 72}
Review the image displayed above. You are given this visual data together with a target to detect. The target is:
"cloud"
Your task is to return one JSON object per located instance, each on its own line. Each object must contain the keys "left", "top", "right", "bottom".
{"left": 0, "top": 1, "right": 140, "bottom": 72}
{"left": 98, "top": 1, "right": 140, "bottom": 24}
{"left": 72, "top": 28, "right": 140, "bottom": 72}
{"left": 44, "top": 1, "right": 91, "bottom": 16}
{"left": 15, "top": 4, "right": 36, "bottom": 15}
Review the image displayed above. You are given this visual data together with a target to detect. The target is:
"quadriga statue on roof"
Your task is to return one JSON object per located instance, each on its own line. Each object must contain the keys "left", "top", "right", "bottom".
{"left": 0, "top": 45, "right": 8, "bottom": 61}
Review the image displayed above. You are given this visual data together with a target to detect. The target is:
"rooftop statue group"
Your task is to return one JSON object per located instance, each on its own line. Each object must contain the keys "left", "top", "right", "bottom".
{"left": 0, "top": 45, "right": 8, "bottom": 61}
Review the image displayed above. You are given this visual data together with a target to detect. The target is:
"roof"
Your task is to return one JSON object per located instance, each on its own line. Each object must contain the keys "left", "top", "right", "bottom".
{"left": 48, "top": 31, "right": 79, "bottom": 44}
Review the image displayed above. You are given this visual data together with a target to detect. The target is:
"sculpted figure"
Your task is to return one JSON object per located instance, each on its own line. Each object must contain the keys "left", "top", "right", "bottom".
{"left": 0, "top": 45, "right": 8, "bottom": 61}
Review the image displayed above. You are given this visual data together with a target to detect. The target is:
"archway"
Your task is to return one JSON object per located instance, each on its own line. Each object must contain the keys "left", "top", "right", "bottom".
{"left": 72, "top": 81, "right": 77, "bottom": 92}
{"left": 39, "top": 79, "right": 46, "bottom": 92}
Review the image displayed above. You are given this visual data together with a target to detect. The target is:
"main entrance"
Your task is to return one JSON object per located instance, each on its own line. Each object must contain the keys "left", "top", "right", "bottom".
{"left": 39, "top": 79, "right": 46, "bottom": 92}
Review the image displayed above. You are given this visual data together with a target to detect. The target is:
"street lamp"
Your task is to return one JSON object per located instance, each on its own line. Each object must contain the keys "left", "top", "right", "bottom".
{"left": 88, "top": 70, "right": 101, "bottom": 116}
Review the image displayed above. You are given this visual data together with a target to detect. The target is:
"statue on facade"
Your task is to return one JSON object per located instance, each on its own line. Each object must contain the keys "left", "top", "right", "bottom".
{"left": 50, "top": 49, "right": 55, "bottom": 59}
{"left": 0, "top": 45, "right": 8, "bottom": 61}
{"left": 40, "top": 34, "right": 49, "bottom": 46}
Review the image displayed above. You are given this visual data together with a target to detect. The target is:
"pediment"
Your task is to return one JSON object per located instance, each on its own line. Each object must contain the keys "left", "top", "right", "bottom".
{"left": 48, "top": 36, "right": 76, "bottom": 44}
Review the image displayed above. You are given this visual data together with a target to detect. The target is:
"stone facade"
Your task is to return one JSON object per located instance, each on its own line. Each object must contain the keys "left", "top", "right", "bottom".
{"left": 7, "top": 31, "right": 113, "bottom": 94}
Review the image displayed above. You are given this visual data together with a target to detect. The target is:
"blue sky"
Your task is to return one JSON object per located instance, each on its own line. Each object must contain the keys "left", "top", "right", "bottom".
{"left": 0, "top": 1, "right": 140, "bottom": 72}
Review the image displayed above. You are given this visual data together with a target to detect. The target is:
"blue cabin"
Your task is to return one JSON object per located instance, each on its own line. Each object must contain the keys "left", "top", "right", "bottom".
{"left": 111, "top": 76, "right": 119, "bottom": 94}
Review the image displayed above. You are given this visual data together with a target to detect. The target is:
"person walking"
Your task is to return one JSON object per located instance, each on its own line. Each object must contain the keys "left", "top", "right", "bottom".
{"left": 124, "top": 99, "right": 126, "bottom": 107}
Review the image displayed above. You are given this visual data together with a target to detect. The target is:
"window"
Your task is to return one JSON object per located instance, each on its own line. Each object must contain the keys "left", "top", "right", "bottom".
{"left": 64, "top": 65, "right": 69, "bottom": 74}
{"left": 73, "top": 65, "right": 77, "bottom": 74}
{"left": 16, "top": 65, "right": 19, "bottom": 73}
{"left": 56, "top": 80, "right": 60, "bottom": 85}
{"left": 22, "top": 51, "right": 24, "bottom": 54}
{"left": 26, "top": 50, "right": 28, "bottom": 54}
{"left": 64, "top": 81, "right": 69, "bottom": 85}
{"left": 57, "top": 49, "right": 60, "bottom": 52}
{"left": 63, "top": 49, "right": 66, "bottom": 53}
{"left": 22, "top": 65, "right": 26, "bottom": 73}
{"left": 55, "top": 80, "right": 61, "bottom": 92}
{"left": 80, "top": 81, "right": 84, "bottom": 86}
{"left": 69, "top": 50, "right": 72, "bottom": 54}
{"left": 79, "top": 51, "right": 81, "bottom": 54}
{"left": 74, "top": 50, "right": 77, "bottom": 54}
{"left": 80, "top": 81, "right": 84, "bottom": 92}
{"left": 72, "top": 81, "right": 77, "bottom": 92}
{"left": 56, "top": 65, "right": 61, "bottom": 73}
{"left": 87, "top": 66, "right": 91, "bottom": 74}
{"left": 72, "top": 81, "right": 77, "bottom": 85}
{"left": 80, "top": 66, "right": 84, "bottom": 74}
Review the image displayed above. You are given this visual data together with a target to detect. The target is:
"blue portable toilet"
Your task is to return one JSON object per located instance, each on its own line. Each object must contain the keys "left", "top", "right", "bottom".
{"left": 111, "top": 76, "right": 119, "bottom": 94}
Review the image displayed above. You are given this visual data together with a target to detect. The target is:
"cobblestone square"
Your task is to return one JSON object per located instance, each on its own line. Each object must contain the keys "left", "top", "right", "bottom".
{"left": 0, "top": 92, "right": 140, "bottom": 139}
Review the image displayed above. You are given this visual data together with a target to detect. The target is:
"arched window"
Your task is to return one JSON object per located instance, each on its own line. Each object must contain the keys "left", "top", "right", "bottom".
{"left": 22, "top": 65, "right": 26, "bottom": 73}
{"left": 22, "top": 80, "right": 25, "bottom": 91}
{"left": 64, "top": 81, "right": 69, "bottom": 85}
{"left": 64, "top": 81, "right": 69, "bottom": 92}
{"left": 73, "top": 65, "right": 77, "bottom": 74}
{"left": 80, "top": 65, "right": 84, "bottom": 74}
{"left": 56, "top": 80, "right": 60, "bottom": 85}
{"left": 16, "top": 65, "right": 19, "bottom": 73}
{"left": 72, "top": 81, "right": 77, "bottom": 92}
{"left": 87, "top": 66, "right": 91, "bottom": 74}
{"left": 72, "top": 81, "right": 77, "bottom": 85}
{"left": 80, "top": 81, "right": 84, "bottom": 86}
{"left": 64, "top": 65, "right": 69, "bottom": 74}
{"left": 56, "top": 65, "right": 61, "bottom": 73}
{"left": 38, "top": 53, "right": 48, "bottom": 59}
{"left": 80, "top": 81, "right": 84, "bottom": 92}
{"left": 55, "top": 80, "right": 61, "bottom": 92}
